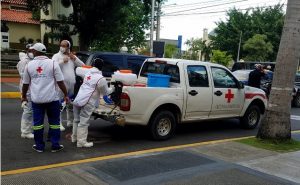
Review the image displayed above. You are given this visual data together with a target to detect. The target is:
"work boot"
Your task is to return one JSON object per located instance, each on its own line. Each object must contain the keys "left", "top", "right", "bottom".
{"left": 32, "top": 145, "right": 44, "bottom": 153}
{"left": 71, "top": 122, "right": 78, "bottom": 143}
{"left": 67, "top": 121, "right": 73, "bottom": 127}
{"left": 77, "top": 142, "right": 93, "bottom": 148}
{"left": 21, "top": 133, "right": 34, "bottom": 139}
{"left": 66, "top": 106, "right": 73, "bottom": 127}
{"left": 77, "top": 126, "right": 93, "bottom": 148}
{"left": 51, "top": 145, "right": 64, "bottom": 153}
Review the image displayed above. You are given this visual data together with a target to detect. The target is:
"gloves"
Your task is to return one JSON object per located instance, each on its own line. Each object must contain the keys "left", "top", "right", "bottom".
{"left": 21, "top": 101, "right": 28, "bottom": 109}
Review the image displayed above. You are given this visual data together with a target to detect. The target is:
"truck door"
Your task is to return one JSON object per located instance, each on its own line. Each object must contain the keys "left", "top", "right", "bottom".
{"left": 184, "top": 64, "right": 213, "bottom": 120}
{"left": 210, "top": 67, "right": 245, "bottom": 118}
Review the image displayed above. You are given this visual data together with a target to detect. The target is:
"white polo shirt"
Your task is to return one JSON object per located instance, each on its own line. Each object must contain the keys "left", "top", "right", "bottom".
{"left": 23, "top": 56, "right": 64, "bottom": 103}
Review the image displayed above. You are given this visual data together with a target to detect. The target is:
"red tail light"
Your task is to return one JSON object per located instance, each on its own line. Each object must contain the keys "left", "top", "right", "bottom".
{"left": 120, "top": 93, "right": 131, "bottom": 111}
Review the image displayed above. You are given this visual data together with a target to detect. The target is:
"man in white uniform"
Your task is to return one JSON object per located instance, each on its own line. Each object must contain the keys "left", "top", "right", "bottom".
{"left": 22, "top": 43, "right": 69, "bottom": 153}
{"left": 52, "top": 40, "right": 84, "bottom": 131}
{"left": 17, "top": 44, "right": 34, "bottom": 139}
{"left": 72, "top": 59, "right": 113, "bottom": 147}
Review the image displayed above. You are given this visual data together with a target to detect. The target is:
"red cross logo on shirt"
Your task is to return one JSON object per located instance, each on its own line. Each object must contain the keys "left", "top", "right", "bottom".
{"left": 225, "top": 89, "right": 234, "bottom": 103}
{"left": 36, "top": 67, "right": 43, "bottom": 74}
{"left": 87, "top": 76, "right": 91, "bottom": 80}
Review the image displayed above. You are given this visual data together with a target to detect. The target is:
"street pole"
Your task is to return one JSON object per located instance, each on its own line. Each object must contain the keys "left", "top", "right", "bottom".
{"left": 150, "top": 0, "right": 155, "bottom": 56}
{"left": 236, "top": 31, "right": 242, "bottom": 62}
{"left": 156, "top": 1, "right": 161, "bottom": 41}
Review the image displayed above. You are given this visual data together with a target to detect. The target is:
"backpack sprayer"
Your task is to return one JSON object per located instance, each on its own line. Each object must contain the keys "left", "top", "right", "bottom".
{"left": 93, "top": 81, "right": 125, "bottom": 126}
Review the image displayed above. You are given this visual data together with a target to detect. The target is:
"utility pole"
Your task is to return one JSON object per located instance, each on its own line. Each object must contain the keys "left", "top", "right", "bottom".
{"left": 156, "top": 1, "right": 161, "bottom": 41}
{"left": 150, "top": 0, "right": 155, "bottom": 56}
{"left": 236, "top": 31, "right": 242, "bottom": 62}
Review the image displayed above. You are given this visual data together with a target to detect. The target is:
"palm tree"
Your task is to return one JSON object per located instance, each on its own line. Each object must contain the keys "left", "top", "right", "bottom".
{"left": 257, "top": 0, "right": 300, "bottom": 140}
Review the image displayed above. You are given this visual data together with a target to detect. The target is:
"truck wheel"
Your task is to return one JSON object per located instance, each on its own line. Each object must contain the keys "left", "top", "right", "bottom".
{"left": 292, "top": 93, "right": 300, "bottom": 108}
{"left": 149, "top": 110, "right": 176, "bottom": 140}
{"left": 241, "top": 105, "right": 261, "bottom": 129}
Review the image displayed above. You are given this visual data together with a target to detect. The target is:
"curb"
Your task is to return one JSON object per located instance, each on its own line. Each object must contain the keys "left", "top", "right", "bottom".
{"left": 0, "top": 92, "right": 21, "bottom": 99}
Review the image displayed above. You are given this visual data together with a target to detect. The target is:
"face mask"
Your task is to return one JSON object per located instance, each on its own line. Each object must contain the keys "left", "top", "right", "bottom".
{"left": 60, "top": 47, "right": 67, "bottom": 53}
{"left": 27, "top": 52, "right": 34, "bottom": 59}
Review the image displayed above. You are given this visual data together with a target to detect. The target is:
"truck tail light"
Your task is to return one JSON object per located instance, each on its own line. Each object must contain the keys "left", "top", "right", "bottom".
{"left": 120, "top": 93, "right": 131, "bottom": 111}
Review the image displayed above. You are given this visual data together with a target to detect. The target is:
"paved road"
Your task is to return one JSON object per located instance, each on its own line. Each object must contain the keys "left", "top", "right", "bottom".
{"left": 1, "top": 98, "right": 300, "bottom": 172}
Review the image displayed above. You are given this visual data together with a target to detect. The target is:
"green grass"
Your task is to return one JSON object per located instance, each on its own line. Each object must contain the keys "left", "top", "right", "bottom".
{"left": 237, "top": 138, "right": 300, "bottom": 153}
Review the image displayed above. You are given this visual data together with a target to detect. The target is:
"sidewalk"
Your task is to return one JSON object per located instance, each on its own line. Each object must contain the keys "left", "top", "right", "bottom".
{"left": 1, "top": 77, "right": 20, "bottom": 98}
{"left": 2, "top": 134, "right": 300, "bottom": 185}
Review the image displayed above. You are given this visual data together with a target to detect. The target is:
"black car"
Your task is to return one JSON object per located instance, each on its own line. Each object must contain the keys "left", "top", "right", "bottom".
{"left": 76, "top": 51, "right": 150, "bottom": 77}
{"left": 232, "top": 61, "right": 276, "bottom": 72}
{"left": 292, "top": 73, "right": 300, "bottom": 107}
{"left": 233, "top": 70, "right": 300, "bottom": 108}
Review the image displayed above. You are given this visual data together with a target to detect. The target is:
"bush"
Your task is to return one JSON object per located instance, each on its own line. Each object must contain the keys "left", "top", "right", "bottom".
{"left": 19, "top": 37, "right": 27, "bottom": 44}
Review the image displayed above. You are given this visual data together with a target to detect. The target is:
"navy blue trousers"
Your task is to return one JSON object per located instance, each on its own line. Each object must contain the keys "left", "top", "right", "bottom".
{"left": 32, "top": 101, "right": 61, "bottom": 150}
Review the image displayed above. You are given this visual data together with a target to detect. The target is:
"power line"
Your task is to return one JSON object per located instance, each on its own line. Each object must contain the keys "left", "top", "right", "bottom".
{"left": 164, "top": 0, "right": 248, "bottom": 15}
{"left": 162, "top": 0, "right": 223, "bottom": 9}
{"left": 162, "top": 4, "right": 286, "bottom": 17}
{"left": 163, "top": 0, "right": 282, "bottom": 13}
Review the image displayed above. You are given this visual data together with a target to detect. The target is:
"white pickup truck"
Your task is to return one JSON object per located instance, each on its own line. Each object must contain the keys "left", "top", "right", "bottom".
{"left": 94, "top": 58, "right": 267, "bottom": 140}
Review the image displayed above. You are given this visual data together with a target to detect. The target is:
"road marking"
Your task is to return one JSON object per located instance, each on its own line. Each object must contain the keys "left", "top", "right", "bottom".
{"left": 0, "top": 92, "right": 21, "bottom": 99}
{"left": 2, "top": 131, "right": 300, "bottom": 176}
{"left": 291, "top": 115, "right": 300, "bottom": 121}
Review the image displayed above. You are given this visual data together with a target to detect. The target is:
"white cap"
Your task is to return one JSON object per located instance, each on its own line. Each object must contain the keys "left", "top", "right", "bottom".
{"left": 30, "top": 43, "right": 46, "bottom": 53}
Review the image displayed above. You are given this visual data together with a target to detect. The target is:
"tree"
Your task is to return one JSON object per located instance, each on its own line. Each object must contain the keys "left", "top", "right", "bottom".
{"left": 164, "top": 44, "right": 178, "bottom": 58}
{"left": 201, "top": 41, "right": 213, "bottom": 61}
{"left": 27, "top": 0, "right": 152, "bottom": 51}
{"left": 185, "top": 38, "right": 205, "bottom": 60}
{"left": 257, "top": 0, "right": 300, "bottom": 140}
{"left": 243, "top": 34, "right": 273, "bottom": 61}
{"left": 91, "top": 0, "right": 151, "bottom": 52}
{"left": 210, "top": 4, "right": 285, "bottom": 61}
{"left": 210, "top": 50, "right": 233, "bottom": 67}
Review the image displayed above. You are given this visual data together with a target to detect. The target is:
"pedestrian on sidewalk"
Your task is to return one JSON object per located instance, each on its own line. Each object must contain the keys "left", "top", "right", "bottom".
{"left": 22, "top": 43, "right": 69, "bottom": 153}
{"left": 72, "top": 59, "right": 113, "bottom": 147}
{"left": 17, "top": 44, "right": 34, "bottom": 139}
{"left": 52, "top": 40, "right": 84, "bottom": 131}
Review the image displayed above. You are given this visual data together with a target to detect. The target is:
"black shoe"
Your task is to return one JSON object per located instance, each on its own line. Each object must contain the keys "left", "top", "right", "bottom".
{"left": 51, "top": 145, "right": 64, "bottom": 153}
{"left": 32, "top": 145, "right": 44, "bottom": 153}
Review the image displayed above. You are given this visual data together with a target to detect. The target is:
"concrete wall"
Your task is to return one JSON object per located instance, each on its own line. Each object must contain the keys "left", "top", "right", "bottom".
{"left": 7, "top": 22, "right": 40, "bottom": 43}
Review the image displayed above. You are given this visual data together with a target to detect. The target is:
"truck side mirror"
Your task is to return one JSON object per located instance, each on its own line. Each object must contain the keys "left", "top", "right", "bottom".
{"left": 238, "top": 81, "right": 244, "bottom": 89}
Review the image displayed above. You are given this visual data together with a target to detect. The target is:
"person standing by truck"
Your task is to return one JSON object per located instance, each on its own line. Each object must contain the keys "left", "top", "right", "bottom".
{"left": 72, "top": 59, "right": 113, "bottom": 148}
{"left": 17, "top": 44, "right": 34, "bottom": 139}
{"left": 52, "top": 40, "right": 84, "bottom": 131}
{"left": 22, "top": 43, "right": 69, "bottom": 153}
{"left": 248, "top": 64, "right": 266, "bottom": 88}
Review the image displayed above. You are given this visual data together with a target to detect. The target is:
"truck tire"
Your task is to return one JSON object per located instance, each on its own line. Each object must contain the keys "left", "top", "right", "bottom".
{"left": 240, "top": 105, "right": 261, "bottom": 129}
{"left": 149, "top": 110, "right": 176, "bottom": 140}
{"left": 292, "top": 93, "right": 300, "bottom": 108}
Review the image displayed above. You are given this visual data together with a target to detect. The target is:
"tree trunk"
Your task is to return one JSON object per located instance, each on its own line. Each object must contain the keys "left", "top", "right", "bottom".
{"left": 257, "top": 0, "right": 300, "bottom": 140}
{"left": 79, "top": 35, "right": 89, "bottom": 51}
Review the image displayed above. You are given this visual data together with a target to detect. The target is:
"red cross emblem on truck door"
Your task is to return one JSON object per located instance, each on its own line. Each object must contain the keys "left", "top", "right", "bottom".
{"left": 225, "top": 89, "right": 234, "bottom": 103}
{"left": 36, "top": 67, "right": 43, "bottom": 74}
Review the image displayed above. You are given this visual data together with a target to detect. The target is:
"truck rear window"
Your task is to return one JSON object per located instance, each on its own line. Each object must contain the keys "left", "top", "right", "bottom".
{"left": 140, "top": 62, "right": 180, "bottom": 83}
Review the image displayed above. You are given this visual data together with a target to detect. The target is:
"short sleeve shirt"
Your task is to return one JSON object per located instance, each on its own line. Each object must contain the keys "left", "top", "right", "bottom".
{"left": 23, "top": 56, "right": 64, "bottom": 103}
